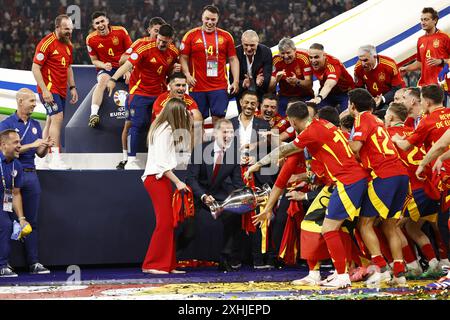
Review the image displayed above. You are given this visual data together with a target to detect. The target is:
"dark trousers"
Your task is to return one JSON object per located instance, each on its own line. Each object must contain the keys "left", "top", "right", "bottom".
{"left": 0, "top": 210, "right": 13, "bottom": 268}
{"left": 21, "top": 171, "right": 41, "bottom": 265}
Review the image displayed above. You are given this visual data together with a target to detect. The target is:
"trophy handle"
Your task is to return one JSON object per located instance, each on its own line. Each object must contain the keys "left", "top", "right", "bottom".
{"left": 209, "top": 201, "right": 222, "bottom": 220}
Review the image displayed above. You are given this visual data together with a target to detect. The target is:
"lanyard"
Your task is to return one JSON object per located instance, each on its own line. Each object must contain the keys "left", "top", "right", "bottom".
{"left": 201, "top": 29, "right": 219, "bottom": 58}
{"left": 0, "top": 160, "right": 14, "bottom": 191}
{"left": 20, "top": 121, "right": 32, "bottom": 142}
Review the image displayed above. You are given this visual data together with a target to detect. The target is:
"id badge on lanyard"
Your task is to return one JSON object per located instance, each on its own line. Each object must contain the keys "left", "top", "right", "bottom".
{"left": 202, "top": 30, "right": 219, "bottom": 78}
{"left": 0, "top": 162, "right": 14, "bottom": 212}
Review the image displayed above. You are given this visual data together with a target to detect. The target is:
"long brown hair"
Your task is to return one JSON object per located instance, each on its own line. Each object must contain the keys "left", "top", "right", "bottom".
{"left": 148, "top": 98, "right": 191, "bottom": 146}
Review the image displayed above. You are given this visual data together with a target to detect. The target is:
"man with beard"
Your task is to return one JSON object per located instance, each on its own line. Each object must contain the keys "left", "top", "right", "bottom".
{"left": 107, "top": 24, "right": 179, "bottom": 169}
{"left": 180, "top": 5, "right": 240, "bottom": 126}
{"left": 307, "top": 43, "right": 354, "bottom": 113}
{"left": 31, "top": 14, "right": 78, "bottom": 170}
{"left": 354, "top": 45, "right": 405, "bottom": 115}
{"left": 86, "top": 11, "right": 132, "bottom": 128}
{"left": 270, "top": 38, "right": 313, "bottom": 116}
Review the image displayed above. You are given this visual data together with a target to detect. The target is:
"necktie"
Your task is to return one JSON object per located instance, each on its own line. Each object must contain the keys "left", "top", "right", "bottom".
{"left": 212, "top": 149, "right": 224, "bottom": 183}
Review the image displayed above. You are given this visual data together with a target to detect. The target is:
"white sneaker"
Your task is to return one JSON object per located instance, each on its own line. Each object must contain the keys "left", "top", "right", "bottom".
{"left": 320, "top": 273, "right": 351, "bottom": 289}
{"left": 391, "top": 275, "right": 408, "bottom": 287}
{"left": 438, "top": 258, "right": 450, "bottom": 271}
{"left": 124, "top": 159, "right": 142, "bottom": 170}
{"left": 48, "top": 157, "right": 71, "bottom": 170}
{"left": 365, "top": 269, "right": 391, "bottom": 287}
{"left": 406, "top": 261, "right": 423, "bottom": 278}
{"left": 35, "top": 156, "right": 50, "bottom": 170}
{"left": 292, "top": 271, "right": 321, "bottom": 286}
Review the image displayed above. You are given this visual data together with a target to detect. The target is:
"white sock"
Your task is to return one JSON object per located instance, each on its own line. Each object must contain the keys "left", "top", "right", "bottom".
{"left": 91, "top": 104, "right": 100, "bottom": 116}
{"left": 122, "top": 150, "right": 128, "bottom": 162}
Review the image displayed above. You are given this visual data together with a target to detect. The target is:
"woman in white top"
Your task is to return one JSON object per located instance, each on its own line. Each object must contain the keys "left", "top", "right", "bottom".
{"left": 141, "top": 98, "right": 191, "bottom": 274}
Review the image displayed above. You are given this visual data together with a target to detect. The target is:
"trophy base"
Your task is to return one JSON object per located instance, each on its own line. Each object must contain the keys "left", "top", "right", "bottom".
{"left": 210, "top": 210, "right": 222, "bottom": 220}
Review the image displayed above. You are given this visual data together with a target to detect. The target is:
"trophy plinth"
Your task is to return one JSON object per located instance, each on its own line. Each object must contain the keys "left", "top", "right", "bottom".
{"left": 209, "top": 184, "right": 271, "bottom": 219}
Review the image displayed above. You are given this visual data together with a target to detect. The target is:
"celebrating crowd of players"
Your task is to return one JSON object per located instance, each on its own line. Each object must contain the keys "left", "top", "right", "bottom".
{"left": 20, "top": 4, "right": 450, "bottom": 289}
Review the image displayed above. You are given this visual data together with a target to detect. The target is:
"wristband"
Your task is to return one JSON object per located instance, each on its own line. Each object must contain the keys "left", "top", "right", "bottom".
{"left": 69, "top": 86, "right": 76, "bottom": 90}
{"left": 317, "top": 94, "right": 323, "bottom": 102}
{"left": 109, "top": 78, "right": 117, "bottom": 82}
{"left": 18, "top": 217, "right": 26, "bottom": 221}
{"left": 441, "top": 59, "right": 445, "bottom": 66}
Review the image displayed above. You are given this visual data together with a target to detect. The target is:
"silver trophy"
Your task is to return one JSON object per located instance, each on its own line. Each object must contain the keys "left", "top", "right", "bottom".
{"left": 209, "top": 184, "right": 272, "bottom": 219}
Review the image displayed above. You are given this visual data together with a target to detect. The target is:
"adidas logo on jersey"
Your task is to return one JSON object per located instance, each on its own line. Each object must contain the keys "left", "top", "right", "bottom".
{"left": 420, "top": 43, "right": 424, "bottom": 49}
{"left": 98, "top": 43, "right": 104, "bottom": 48}
{"left": 150, "top": 57, "right": 157, "bottom": 63}
{"left": 195, "top": 39, "right": 203, "bottom": 44}
{"left": 52, "top": 50, "right": 59, "bottom": 55}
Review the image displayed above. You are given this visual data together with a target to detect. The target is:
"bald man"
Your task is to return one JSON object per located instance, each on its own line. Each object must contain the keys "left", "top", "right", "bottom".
{"left": 231, "top": 29, "right": 273, "bottom": 112}
{"left": 0, "top": 88, "right": 53, "bottom": 275}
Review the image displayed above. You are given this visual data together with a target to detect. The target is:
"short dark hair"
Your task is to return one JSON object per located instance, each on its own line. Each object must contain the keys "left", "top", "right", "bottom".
{"left": 348, "top": 88, "right": 375, "bottom": 112}
{"left": 91, "top": 11, "right": 107, "bottom": 21}
{"left": 55, "top": 14, "right": 71, "bottom": 27}
{"left": 286, "top": 101, "right": 309, "bottom": 120}
{"left": 422, "top": 7, "right": 439, "bottom": 21}
{"left": 261, "top": 93, "right": 278, "bottom": 104}
{"left": 421, "top": 84, "right": 444, "bottom": 105}
{"left": 241, "top": 90, "right": 259, "bottom": 100}
{"left": 168, "top": 72, "right": 186, "bottom": 83}
{"left": 158, "top": 24, "right": 174, "bottom": 37}
{"left": 202, "top": 4, "right": 220, "bottom": 15}
{"left": 405, "top": 87, "right": 421, "bottom": 100}
{"left": 0, "top": 129, "right": 18, "bottom": 143}
{"left": 387, "top": 103, "right": 408, "bottom": 122}
{"left": 310, "top": 43, "right": 324, "bottom": 51}
{"left": 146, "top": 16, "right": 166, "bottom": 29}
{"left": 318, "top": 106, "right": 340, "bottom": 126}
{"left": 340, "top": 115, "right": 355, "bottom": 131}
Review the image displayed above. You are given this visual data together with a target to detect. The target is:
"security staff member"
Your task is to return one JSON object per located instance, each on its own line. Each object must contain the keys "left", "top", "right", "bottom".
{"left": 0, "top": 88, "right": 53, "bottom": 275}
{"left": 0, "top": 129, "right": 28, "bottom": 277}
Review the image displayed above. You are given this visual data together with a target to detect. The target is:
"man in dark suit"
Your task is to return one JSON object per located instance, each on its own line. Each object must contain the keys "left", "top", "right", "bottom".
{"left": 186, "top": 119, "right": 245, "bottom": 272}
{"left": 229, "top": 90, "right": 277, "bottom": 269}
{"left": 230, "top": 30, "right": 273, "bottom": 112}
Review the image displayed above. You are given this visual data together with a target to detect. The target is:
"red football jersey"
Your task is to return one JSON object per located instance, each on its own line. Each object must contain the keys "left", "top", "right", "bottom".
{"left": 388, "top": 125, "right": 425, "bottom": 191}
{"left": 354, "top": 55, "right": 405, "bottom": 97}
{"left": 152, "top": 91, "right": 199, "bottom": 120}
{"left": 128, "top": 40, "right": 179, "bottom": 96}
{"left": 180, "top": 27, "right": 236, "bottom": 92}
{"left": 126, "top": 37, "right": 152, "bottom": 91}
{"left": 86, "top": 26, "right": 132, "bottom": 69}
{"left": 254, "top": 111, "right": 290, "bottom": 133}
{"left": 33, "top": 32, "right": 73, "bottom": 98}
{"left": 404, "top": 116, "right": 415, "bottom": 129}
{"left": 352, "top": 112, "right": 408, "bottom": 179}
{"left": 407, "top": 107, "right": 450, "bottom": 151}
{"left": 313, "top": 54, "right": 355, "bottom": 94}
{"left": 293, "top": 118, "right": 368, "bottom": 185}
{"left": 272, "top": 50, "right": 313, "bottom": 97}
{"left": 274, "top": 152, "right": 306, "bottom": 189}
{"left": 416, "top": 30, "right": 450, "bottom": 86}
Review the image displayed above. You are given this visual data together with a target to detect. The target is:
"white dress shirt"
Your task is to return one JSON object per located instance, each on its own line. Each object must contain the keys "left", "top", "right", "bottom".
{"left": 142, "top": 122, "right": 178, "bottom": 181}
{"left": 238, "top": 114, "right": 254, "bottom": 147}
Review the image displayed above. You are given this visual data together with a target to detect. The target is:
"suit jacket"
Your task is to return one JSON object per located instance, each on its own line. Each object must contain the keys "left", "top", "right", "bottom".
{"left": 230, "top": 43, "right": 273, "bottom": 97}
{"left": 187, "top": 140, "right": 245, "bottom": 208}
{"left": 229, "top": 115, "right": 275, "bottom": 185}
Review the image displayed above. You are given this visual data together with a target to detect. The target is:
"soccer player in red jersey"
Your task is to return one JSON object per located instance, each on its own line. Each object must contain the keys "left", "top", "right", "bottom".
{"left": 31, "top": 14, "right": 78, "bottom": 170}
{"left": 86, "top": 11, "right": 132, "bottom": 128}
{"left": 107, "top": 24, "right": 179, "bottom": 169}
{"left": 270, "top": 38, "right": 313, "bottom": 116}
{"left": 395, "top": 85, "right": 450, "bottom": 271}
{"left": 354, "top": 45, "right": 405, "bottom": 113}
{"left": 400, "top": 7, "right": 450, "bottom": 87}
{"left": 179, "top": 4, "right": 239, "bottom": 125}
{"left": 246, "top": 101, "right": 370, "bottom": 289}
{"left": 307, "top": 43, "right": 355, "bottom": 112}
{"left": 402, "top": 87, "right": 423, "bottom": 129}
{"left": 116, "top": 17, "right": 167, "bottom": 170}
{"left": 348, "top": 88, "right": 410, "bottom": 286}
{"left": 152, "top": 72, "right": 202, "bottom": 126}
{"left": 385, "top": 103, "right": 443, "bottom": 278}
